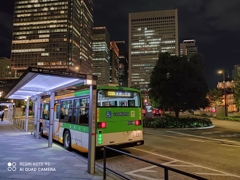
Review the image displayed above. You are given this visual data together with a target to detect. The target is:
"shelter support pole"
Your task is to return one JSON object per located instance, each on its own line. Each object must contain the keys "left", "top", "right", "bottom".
{"left": 7, "top": 106, "right": 11, "bottom": 121}
{"left": 48, "top": 92, "right": 55, "bottom": 147}
{"left": 36, "top": 96, "right": 41, "bottom": 139}
{"left": 11, "top": 103, "right": 16, "bottom": 121}
{"left": 88, "top": 85, "right": 97, "bottom": 174}
{"left": 10, "top": 105, "right": 13, "bottom": 122}
{"left": 25, "top": 98, "right": 29, "bottom": 132}
{"left": 33, "top": 99, "right": 38, "bottom": 125}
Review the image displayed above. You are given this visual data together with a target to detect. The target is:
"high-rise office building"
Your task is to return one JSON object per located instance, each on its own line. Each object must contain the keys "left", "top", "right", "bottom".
{"left": 0, "top": 57, "right": 18, "bottom": 97}
{"left": 11, "top": 0, "right": 93, "bottom": 77}
{"left": 129, "top": 9, "right": 179, "bottom": 90}
{"left": 0, "top": 57, "right": 12, "bottom": 79}
{"left": 232, "top": 65, "right": 240, "bottom": 81}
{"left": 92, "top": 27, "right": 110, "bottom": 85}
{"left": 109, "top": 42, "right": 119, "bottom": 84}
{"left": 180, "top": 39, "right": 198, "bottom": 58}
{"left": 115, "top": 41, "right": 128, "bottom": 87}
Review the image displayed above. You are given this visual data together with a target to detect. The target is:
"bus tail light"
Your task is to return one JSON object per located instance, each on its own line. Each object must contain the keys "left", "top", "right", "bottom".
{"left": 98, "top": 122, "right": 106, "bottom": 128}
{"left": 135, "top": 120, "right": 141, "bottom": 126}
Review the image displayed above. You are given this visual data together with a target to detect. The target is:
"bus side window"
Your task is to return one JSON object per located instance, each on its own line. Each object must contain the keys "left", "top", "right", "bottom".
{"left": 73, "top": 99, "right": 81, "bottom": 124}
{"left": 56, "top": 104, "right": 60, "bottom": 119}
{"left": 79, "top": 108, "right": 89, "bottom": 125}
{"left": 59, "top": 100, "right": 72, "bottom": 122}
{"left": 78, "top": 98, "right": 89, "bottom": 125}
{"left": 42, "top": 103, "right": 50, "bottom": 120}
{"left": 72, "top": 108, "right": 80, "bottom": 124}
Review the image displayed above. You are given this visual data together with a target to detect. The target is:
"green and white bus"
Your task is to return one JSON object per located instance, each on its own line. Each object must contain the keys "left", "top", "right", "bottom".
{"left": 40, "top": 86, "right": 144, "bottom": 153}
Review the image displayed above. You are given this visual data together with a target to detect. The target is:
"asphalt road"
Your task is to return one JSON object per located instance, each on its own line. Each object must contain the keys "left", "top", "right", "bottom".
{"left": 96, "top": 118, "right": 240, "bottom": 180}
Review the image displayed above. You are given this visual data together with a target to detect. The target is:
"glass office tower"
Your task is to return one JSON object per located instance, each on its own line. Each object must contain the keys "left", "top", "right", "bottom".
{"left": 129, "top": 9, "right": 179, "bottom": 90}
{"left": 92, "top": 27, "right": 110, "bottom": 85}
{"left": 11, "top": 0, "right": 93, "bottom": 77}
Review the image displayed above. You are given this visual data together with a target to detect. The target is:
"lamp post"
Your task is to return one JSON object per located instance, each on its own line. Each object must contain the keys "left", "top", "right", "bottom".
{"left": 218, "top": 70, "right": 227, "bottom": 117}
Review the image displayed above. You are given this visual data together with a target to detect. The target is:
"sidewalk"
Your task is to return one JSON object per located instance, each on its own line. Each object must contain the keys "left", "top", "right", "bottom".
{"left": 0, "top": 120, "right": 120, "bottom": 180}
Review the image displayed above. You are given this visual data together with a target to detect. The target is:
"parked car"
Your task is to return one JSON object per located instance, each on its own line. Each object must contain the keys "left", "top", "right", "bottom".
{"left": 152, "top": 108, "right": 162, "bottom": 116}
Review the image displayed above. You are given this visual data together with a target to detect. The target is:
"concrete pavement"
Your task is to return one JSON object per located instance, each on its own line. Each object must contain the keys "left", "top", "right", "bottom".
{"left": 0, "top": 120, "right": 121, "bottom": 180}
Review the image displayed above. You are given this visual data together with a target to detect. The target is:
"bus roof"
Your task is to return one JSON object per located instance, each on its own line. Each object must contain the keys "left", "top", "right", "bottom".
{"left": 97, "top": 86, "right": 141, "bottom": 92}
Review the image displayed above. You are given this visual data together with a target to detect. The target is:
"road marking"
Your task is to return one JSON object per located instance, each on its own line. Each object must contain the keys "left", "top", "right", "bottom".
{"left": 125, "top": 166, "right": 162, "bottom": 180}
{"left": 161, "top": 160, "right": 178, "bottom": 165}
{"left": 196, "top": 172, "right": 235, "bottom": 176}
{"left": 132, "top": 147, "right": 240, "bottom": 178}
{"left": 162, "top": 160, "right": 194, "bottom": 167}
{"left": 162, "top": 135, "right": 178, "bottom": 138}
{"left": 201, "top": 131, "right": 221, "bottom": 135}
{"left": 144, "top": 132, "right": 154, "bottom": 135}
{"left": 220, "top": 134, "right": 240, "bottom": 137}
{"left": 167, "top": 131, "right": 240, "bottom": 146}
{"left": 188, "top": 138, "right": 205, "bottom": 142}
{"left": 221, "top": 144, "right": 240, "bottom": 148}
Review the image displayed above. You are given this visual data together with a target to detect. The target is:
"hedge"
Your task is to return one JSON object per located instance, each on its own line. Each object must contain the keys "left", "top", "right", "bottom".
{"left": 143, "top": 116, "right": 212, "bottom": 128}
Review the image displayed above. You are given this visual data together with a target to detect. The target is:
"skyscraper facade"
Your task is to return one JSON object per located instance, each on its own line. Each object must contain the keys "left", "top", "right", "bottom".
{"left": 0, "top": 57, "right": 12, "bottom": 79}
{"left": 92, "top": 27, "right": 110, "bottom": 85}
{"left": 128, "top": 9, "right": 179, "bottom": 90}
{"left": 0, "top": 57, "right": 17, "bottom": 97}
{"left": 115, "top": 41, "right": 128, "bottom": 87}
{"left": 180, "top": 39, "right": 198, "bottom": 58}
{"left": 109, "top": 42, "right": 119, "bottom": 84}
{"left": 232, "top": 65, "right": 240, "bottom": 81}
{"left": 11, "top": 0, "right": 93, "bottom": 77}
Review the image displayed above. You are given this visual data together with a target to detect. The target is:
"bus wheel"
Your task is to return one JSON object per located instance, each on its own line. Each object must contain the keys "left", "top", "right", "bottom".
{"left": 63, "top": 130, "right": 72, "bottom": 151}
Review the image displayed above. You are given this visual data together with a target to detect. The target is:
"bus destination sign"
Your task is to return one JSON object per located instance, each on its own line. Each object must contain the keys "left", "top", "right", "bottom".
{"left": 106, "top": 91, "right": 133, "bottom": 97}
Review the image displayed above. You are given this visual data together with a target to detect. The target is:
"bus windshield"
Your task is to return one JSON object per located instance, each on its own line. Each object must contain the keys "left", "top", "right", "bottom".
{"left": 97, "top": 89, "right": 141, "bottom": 107}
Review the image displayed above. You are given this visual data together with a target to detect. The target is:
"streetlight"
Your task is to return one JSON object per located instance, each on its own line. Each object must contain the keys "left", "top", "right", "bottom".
{"left": 0, "top": 91, "right": 3, "bottom": 101}
{"left": 74, "top": 66, "right": 80, "bottom": 74}
{"left": 218, "top": 70, "right": 227, "bottom": 117}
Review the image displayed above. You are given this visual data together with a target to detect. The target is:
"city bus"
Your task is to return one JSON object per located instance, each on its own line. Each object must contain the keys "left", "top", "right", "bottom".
{"left": 40, "top": 85, "right": 144, "bottom": 153}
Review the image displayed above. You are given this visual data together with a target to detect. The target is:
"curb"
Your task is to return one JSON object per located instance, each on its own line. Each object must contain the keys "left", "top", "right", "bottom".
{"left": 169, "top": 125, "right": 215, "bottom": 130}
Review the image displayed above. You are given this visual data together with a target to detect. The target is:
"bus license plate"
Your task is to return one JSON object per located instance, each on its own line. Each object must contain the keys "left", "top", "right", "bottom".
{"left": 133, "top": 131, "right": 141, "bottom": 137}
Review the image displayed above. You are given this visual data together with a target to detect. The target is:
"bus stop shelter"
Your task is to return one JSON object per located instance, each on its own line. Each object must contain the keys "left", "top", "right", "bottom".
{"left": 0, "top": 102, "right": 15, "bottom": 121}
{"left": 4, "top": 67, "right": 97, "bottom": 173}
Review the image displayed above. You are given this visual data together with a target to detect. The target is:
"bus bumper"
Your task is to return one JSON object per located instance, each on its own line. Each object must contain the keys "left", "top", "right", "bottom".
{"left": 96, "top": 140, "right": 144, "bottom": 152}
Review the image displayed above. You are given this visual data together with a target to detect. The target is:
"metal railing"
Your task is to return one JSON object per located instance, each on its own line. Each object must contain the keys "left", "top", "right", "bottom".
{"left": 13, "top": 118, "right": 34, "bottom": 131}
{"left": 13, "top": 118, "right": 25, "bottom": 130}
{"left": 103, "top": 146, "right": 207, "bottom": 180}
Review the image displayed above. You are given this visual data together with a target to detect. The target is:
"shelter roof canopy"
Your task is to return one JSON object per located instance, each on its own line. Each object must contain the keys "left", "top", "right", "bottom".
{"left": 5, "top": 67, "right": 96, "bottom": 100}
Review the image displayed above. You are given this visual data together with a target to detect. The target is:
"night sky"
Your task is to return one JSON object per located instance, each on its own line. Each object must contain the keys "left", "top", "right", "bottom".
{"left": 1, "top": 0, "right": 240, "bottom": 89}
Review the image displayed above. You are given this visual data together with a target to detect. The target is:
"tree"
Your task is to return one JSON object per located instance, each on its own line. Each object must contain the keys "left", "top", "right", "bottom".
{"left": 15, "top": 99, "right": 34, "bottom": 111}
{"left": 233, "top": 79, "right": 240, "bottom": 110}
{"left": 149, "top": 53, "right": 209, "bottom": 119}
{"left": 207, "top": 88, "right": 223, "bottom": 108}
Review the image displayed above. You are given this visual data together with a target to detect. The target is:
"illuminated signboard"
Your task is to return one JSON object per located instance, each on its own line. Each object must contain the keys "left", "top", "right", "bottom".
{"left": 105, "top": 91, "right": 133, "bottom": 98}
